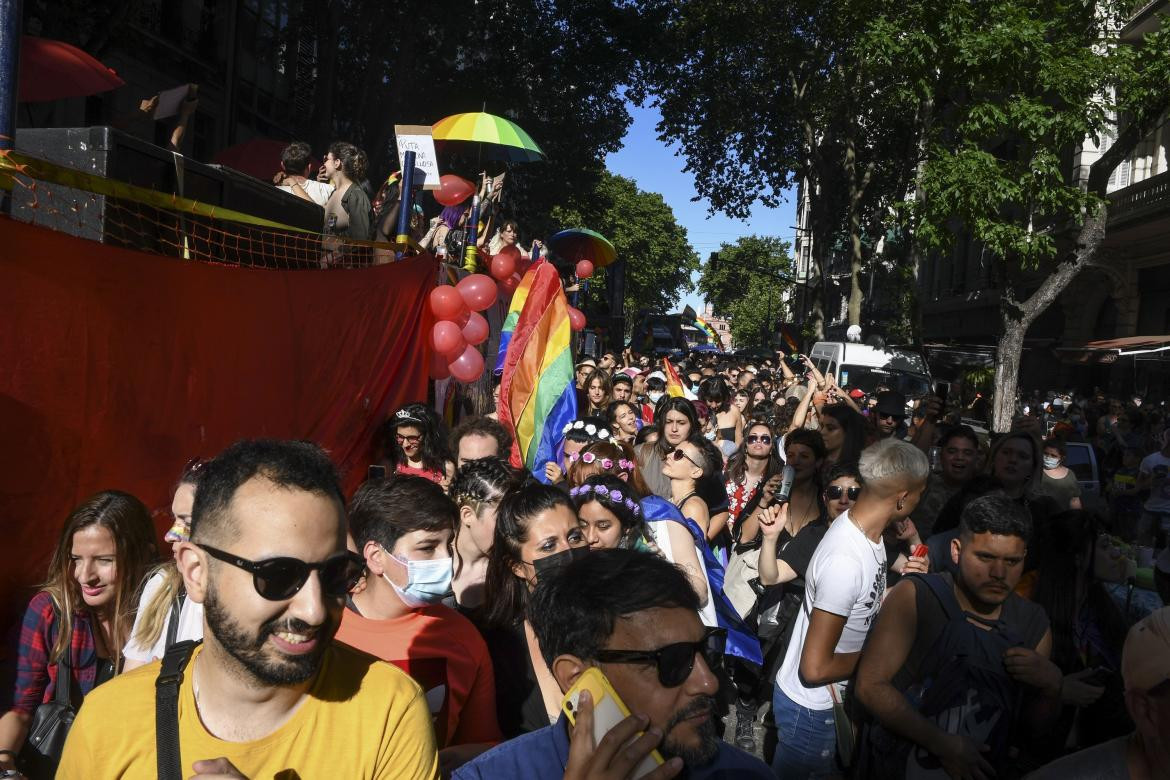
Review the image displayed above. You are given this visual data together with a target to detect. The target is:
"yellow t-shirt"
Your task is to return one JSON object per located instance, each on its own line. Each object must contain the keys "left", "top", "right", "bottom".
{"left": 57, "top": 642, "right": 439, "bottom": 779}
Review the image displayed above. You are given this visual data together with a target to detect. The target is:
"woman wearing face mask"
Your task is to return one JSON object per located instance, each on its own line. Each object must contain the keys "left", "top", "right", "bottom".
{"left": 1037, "top": 438, "right": 1083, "bottom": 510}
{"left": 700, "top": 376, "right": 744, "bottom": 451}
{"left": 335, "top": 475, "right": 502, "bottom": 771}
{"left": 481, "top": 481, "right": 589, "bottom": 736}
{"left": 450, "top": 458, "right": 516, "bottom": 610}
{"left": 0, "top": 492, "right": 156, "bottom": 777}
{"left": 122, "top": 460, "right": 207, "bottom": 672}
{"left": 570, "top": 475, "right": 649, "bottom": 549}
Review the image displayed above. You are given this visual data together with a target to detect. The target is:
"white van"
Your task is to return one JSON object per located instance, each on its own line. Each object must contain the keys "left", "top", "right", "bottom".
{"left": 808, "top": 341, "right": 933, "bottom": 399}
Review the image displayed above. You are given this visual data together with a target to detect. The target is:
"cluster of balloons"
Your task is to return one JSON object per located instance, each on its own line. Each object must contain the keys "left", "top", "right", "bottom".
{"left": 429, "top": 275, "right": 497, "bottom": 383}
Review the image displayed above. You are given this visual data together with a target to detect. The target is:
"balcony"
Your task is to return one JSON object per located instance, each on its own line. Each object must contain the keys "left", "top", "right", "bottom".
{"left": 1107, "top": 169, "right": 1170, "bottom": 228}
{"left": 1123, "top": 0, "right": 1167, "bottom": 41}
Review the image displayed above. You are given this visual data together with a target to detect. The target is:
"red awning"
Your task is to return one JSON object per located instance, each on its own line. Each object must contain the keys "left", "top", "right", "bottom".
{"left": 1056, "top": 335, "right": 1170, "bottom": 363}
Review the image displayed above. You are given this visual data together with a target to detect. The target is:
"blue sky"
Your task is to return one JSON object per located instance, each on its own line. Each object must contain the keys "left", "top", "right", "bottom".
{"left": 604, "top": 102, "right": 797, "bottom": 313}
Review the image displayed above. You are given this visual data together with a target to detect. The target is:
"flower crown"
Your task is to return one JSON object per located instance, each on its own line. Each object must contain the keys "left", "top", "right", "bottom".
{"left": 569, "top": 484, "right": 641, "bottom": 516}
{"left": 567, "top": 451, "right": 635, "bottom": 471}
{"left": 561, "top": 420, "right": 611, "bottom": 439}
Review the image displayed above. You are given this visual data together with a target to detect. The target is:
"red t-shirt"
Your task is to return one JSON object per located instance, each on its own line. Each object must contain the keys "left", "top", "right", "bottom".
{"left": 395, "top": 463, "right": 445, "bottom": 484}
{"left": 335, "top": 604, "right": 501, "bottom": 747}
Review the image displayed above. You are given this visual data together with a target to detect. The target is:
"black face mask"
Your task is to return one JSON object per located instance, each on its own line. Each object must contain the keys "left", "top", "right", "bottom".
{"left": 532, "top": 545, "right": 591, "bottom": 581}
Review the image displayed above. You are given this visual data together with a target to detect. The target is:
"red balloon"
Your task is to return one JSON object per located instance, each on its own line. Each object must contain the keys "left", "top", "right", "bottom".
{"left": 434, "top": 174, "right": 475, "bottom": 207}
{"left": 431, "top": 320, "right": 467, "bottom": 358}
{"left": 462, "top": 312, "right": 489, "bottom": 346}
{"left": 430, "top": 285, "right": 468, "bottom": 321}
{"left": 499, "top": 273, "right": 521, "bottom": 294}
{"left": 576, "top": 259, "right": 595, "bottom": 279}
{"left": 429, "top": 349, "right": 451, "bottom": 380}
{"left": 489, "top": 253, "right": 516, "bottom": 281}
{"left": 449, "top": 345, "right": 485, "bottom": 383}
{"left": 457, "top": 273, "right": 498, "bottom": 312}
{"left": 568, "top": 306, "right": 586, "bottom": 332}
{"left": 499, "top": 244, "right": 522, "bottom": 264}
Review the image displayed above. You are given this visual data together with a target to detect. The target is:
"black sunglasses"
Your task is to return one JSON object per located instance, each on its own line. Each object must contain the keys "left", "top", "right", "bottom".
{"left": 746, "top": 434, "right": 772, "bottom": 444}
{"left": 826, "top": 485, "right": 861, "bottom": 501}
{"left": 595, "top": 627, "right": 726, "bottom": 687}
{"left": 198, "top": 544, "right": 365, "bottom": 601}
{"left": 878, "top": 412, "right": 904, "bottom": 421}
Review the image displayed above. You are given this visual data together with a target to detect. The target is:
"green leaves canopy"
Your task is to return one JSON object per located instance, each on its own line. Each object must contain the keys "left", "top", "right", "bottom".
{"left": 698, "top": 236, "right": 793, "bottom": 349}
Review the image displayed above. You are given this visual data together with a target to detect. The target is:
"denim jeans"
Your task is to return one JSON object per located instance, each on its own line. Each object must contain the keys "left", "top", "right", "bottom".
{"left": 770, "top": 686, "right": 838, "bottom": 779}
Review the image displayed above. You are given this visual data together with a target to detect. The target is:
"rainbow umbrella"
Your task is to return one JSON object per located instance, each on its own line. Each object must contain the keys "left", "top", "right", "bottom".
{"left": 431, "top": 112, "right": 545, "bottom": 163}
{"left": 547, "top": 228, "right": 617, "bottom": 268}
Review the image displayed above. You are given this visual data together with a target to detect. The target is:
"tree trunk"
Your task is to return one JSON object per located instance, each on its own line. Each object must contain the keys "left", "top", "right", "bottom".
{"left": 989, "top": 204, "right": 1108, "bottom": 431}
{"left": 991, "top": 313, "right": 1026, "bottom": 432}
{"left": 844, "top": 134, "right": 868, "bottom": 327}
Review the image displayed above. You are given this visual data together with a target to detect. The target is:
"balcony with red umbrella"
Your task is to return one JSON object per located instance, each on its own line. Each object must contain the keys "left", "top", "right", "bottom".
{"left": 17, "top": 36, "right": 124, "bottom": 103}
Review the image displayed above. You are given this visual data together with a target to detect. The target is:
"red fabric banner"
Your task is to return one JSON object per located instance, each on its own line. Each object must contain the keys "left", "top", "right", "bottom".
{"left": 0, "top": 218, "right": 434, "bottom": 632}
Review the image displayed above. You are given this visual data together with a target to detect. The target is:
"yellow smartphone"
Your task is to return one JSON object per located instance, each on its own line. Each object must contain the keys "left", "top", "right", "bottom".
{"left": 561, "top": 667, "right": 665, "bottom": 777}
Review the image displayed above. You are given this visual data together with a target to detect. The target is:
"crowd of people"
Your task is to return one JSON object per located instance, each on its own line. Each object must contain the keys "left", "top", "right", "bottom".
{"left": 1, "top": 346, "right": 1168, "bottom": 779}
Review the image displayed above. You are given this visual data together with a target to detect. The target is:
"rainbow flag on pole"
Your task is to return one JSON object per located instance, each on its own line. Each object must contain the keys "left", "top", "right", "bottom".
{"left": 498, "top": 262, "right": 578, "bottom": 478}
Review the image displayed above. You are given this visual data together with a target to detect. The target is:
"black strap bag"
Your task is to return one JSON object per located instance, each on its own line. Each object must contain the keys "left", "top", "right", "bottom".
{"left": 20, "top": 616, "right": 75, "bottom": 780}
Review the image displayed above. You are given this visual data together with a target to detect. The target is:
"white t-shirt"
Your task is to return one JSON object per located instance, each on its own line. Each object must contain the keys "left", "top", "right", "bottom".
{"left": 123, "top": 568, "right": 205, "bottom": 663}
{"left": 278, "top": 179, "right": 333, "bottom": 208}
{"left": 776, "top": 510, "right": 887, "bottom": 710}
{"left": 1140, "top": 452, "right": 1170, "bottom": 512}
{"left": 646, "top": 520, "right": 719, "bottom": 628}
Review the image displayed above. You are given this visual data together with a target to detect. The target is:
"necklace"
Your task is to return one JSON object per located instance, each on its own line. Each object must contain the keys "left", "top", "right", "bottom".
{"left": 849, "top": 513, "right": 885, "bottom": 566}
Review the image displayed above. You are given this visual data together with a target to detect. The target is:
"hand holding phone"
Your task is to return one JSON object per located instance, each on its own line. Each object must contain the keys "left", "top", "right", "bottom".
{"left": 563, "top": 669, "right": 672, "bottom": 780}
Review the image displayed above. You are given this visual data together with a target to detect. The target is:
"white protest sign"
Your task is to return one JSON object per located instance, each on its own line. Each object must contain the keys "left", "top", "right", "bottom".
{"left": 395, "top": 125, "right": 440, "bottom": 190}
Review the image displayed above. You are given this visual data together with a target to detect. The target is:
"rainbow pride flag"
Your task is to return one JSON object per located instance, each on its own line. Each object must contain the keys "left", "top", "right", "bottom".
{"left": 498, "top": 262, "right": 578, "bottom": 478}
{"left": 494, "top": 256, "right": 542, "bottom": 374}
{"left": 694, "top": 316, "right": 719, "bottom": 346}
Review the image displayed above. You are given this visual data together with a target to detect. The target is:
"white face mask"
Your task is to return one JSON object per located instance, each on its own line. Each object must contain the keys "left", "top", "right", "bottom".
{"left": 704, "top": 430, "right": 716, "bottom": 441}
{"left": 1043, "top": 455, "right": 1061, "bottom": 470}
{"left": 648, "top": 391, "right": 664, "bottom": 403}
{"left": 382, "top": 549, "right": 453, "bottom": 608}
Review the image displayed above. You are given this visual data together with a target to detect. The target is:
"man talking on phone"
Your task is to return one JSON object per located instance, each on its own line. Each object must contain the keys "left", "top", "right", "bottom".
{"left": 453, "top": 548, "right": 771, "bottom": 779}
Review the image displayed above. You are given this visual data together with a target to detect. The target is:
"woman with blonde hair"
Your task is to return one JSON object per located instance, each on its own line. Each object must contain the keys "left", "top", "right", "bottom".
{"left": 122, "top": 460, "right": 206, "bottom": 671}
{"left": 0, "top": 491, "right": 156, "bottom": 776}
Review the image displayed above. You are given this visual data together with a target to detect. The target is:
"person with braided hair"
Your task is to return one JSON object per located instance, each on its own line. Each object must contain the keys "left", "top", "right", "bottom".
{"left": 450, "top": 457, "right": 518, "bottom": 610}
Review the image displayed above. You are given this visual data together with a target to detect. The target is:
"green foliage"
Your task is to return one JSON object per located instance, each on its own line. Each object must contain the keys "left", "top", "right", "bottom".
{"left": 698, "top": 236, "right": 793, "bottom": 349}
{"left": 551, "top": 172, "right": 699, "bottom": 322}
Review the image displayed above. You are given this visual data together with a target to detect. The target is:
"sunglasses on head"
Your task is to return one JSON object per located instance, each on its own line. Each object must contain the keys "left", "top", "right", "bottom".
{"left": 826, "top": 485, "right": 861, "bottom": 501}
{"left": 198, "top": 544, "right": 365, "bottom": 601}
{"left": 595, "top": 627, "right": 726, "bottom": 687}
{"left": 746, "top": 434, "right": 772, "bottom": 444}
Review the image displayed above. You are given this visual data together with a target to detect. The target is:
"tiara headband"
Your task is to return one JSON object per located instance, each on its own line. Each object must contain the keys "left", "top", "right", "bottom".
{"left": 395, "top": 409, "right": 424, "bottom": 425}
{"left": 569, "top": 484, "right": 641, "bottom": 516}
{"left": 561, "top": 420, "right": 611, "bottom": 439}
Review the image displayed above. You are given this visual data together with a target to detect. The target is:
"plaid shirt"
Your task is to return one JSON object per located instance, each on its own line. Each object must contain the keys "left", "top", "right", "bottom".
{"left": 2, "top": 591, "right": 105, "bottom": 715}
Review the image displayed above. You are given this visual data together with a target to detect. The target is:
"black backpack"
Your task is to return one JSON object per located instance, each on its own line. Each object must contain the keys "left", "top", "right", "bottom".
{"left": 858, "top": 573, "right": 1028, "bottom": 779}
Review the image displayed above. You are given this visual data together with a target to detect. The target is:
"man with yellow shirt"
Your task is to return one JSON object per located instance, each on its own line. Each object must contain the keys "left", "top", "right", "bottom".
{"left": 58, "top": 439, "right": 439, "bottom": 779}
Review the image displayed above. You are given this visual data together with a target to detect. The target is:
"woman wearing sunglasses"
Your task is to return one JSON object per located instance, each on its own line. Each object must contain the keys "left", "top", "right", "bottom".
{"left": 663, "top": 440, "right": 712, "bottom": 537}
{"left": 570, "top": 475, "right": 649, "bottom": 550}
{"left": 824, "top": 463, "right": 863, "bottom": 521}
{"left": 480, "top": 481, "right": 590, "bottom": 737}
{"left": 449, "top": 458, "right": 516, "bottom": 611}
{"left": 724, "top": 421, "right": 784, "bottom": 543}
{"left": 0, "top": 492, "right": 156, "bottom": 777}
{"left": 123, "top": 459, "right": 207, "bottom": 672}
{"left": 386, "top": 404, "right": 454, "bottom": 488}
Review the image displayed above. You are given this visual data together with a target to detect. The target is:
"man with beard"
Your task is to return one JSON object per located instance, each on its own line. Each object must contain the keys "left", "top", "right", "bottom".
{"left": 611, "top": 372, "right": 634, "bottom": 403}
{"left": 854, "top": 491, "right": 1059, "bottom": 780}
{"left": 58, "top": 439, "right": 439, "bottom": 779}
{"left": 874, "top": 390, "right": 910, "bottom": 440}
{"left": 452, "top": 548, "right": 771, "bottom": 779}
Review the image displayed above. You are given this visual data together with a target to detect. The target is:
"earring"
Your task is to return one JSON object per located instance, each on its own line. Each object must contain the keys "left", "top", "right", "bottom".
{"left": 896, "top": 499, "right": 904, "bottom": 511}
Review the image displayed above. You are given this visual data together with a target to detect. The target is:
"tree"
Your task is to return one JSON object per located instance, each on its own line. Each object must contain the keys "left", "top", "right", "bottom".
{"left": 551, "top": 171, "right": 699, "bottom": 328}
{"left": 904, "top": 0, "right": 1170, "bottom": 430}
{"left": 632, "top": 0, "right": 924, "bottom": 339}
{"left": 698, "top": 236, "right": 794, "bottom": 349}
